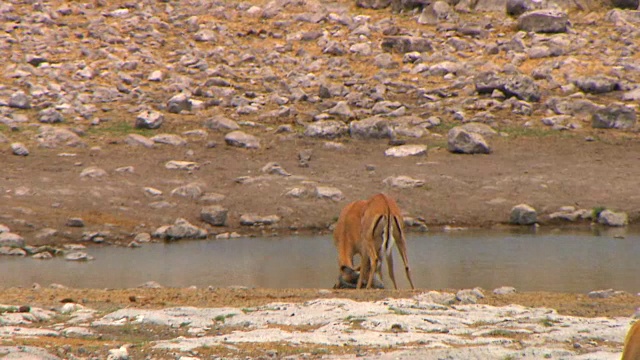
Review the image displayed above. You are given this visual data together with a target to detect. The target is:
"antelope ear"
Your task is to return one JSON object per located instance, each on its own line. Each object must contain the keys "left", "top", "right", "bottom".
{"left": 340, "top": 265, "right": 359, "bottom": 279}
{"left": 338, "top": 266, "right": 360, "bottom": 287}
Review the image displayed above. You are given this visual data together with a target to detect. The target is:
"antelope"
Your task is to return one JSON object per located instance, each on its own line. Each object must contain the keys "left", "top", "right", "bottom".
{"left": 623, "top": 320, "right": 640, "bottom": 359}
{"left": 333, "top": 193, "right": 415, "bottom": 290}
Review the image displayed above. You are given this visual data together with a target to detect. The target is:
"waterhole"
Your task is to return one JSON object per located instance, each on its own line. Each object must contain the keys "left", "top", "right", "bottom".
{"left": 1, "top": 229, "right": 639, "bottom": 293}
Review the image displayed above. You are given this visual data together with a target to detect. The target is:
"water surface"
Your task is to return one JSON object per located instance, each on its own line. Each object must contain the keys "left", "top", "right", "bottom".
{"left": 1, "top": 229, "right": 639, "bottom": 293}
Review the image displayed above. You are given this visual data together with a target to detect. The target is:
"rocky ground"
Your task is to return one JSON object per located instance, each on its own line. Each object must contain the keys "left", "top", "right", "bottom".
{"left": 0, "top": 287, "right": 640, "bottom": 359}
{"left": 1, "top": 0, "right": 640, "bottom": 358}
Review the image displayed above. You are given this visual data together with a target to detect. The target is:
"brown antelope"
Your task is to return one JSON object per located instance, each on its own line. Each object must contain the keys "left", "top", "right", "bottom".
{"left": 623, "top": 320, "right": 640, "bottom": 359}
{"left": 333, "top": 193, "right": 415, "bottom": 290}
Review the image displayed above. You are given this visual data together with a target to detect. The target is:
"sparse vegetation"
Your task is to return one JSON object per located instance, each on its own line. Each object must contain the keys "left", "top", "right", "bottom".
{"left": 389, "top": 306, "right": 410, "bottom": 315}
{"left": 214, "top": 313, "right": 237, "bottom": 323}
{"left": 86, "top": 121, "right": 155, "bottom": 137}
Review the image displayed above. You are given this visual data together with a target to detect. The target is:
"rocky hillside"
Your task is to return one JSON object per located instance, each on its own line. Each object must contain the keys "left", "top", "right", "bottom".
{"left": 2, "top": 0, "right": 639, "bottom": 142}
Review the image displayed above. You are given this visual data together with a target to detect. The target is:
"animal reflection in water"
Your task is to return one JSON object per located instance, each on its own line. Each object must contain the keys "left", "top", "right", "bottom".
{"left": 333, "top": 193, "right": 415, "bottom": 290}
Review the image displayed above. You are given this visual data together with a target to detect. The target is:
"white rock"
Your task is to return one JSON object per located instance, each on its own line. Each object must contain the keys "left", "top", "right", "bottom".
{"left": 384, "top": 144, "right": 427, "bottom": 157}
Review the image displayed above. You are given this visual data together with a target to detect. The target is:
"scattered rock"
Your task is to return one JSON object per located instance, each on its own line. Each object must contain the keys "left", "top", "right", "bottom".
{"left": 8, "top": 90, "right": 30, "bottom": 109}
{"left": 151, "top": 134, "right": 187, "bottom": 146}
{"left": 204, "top": 115, "right": 240, "bottom": 132}
{"left": 224, "top": 131, "right": 260, "bottom": 149}
{"left": 383, "top": 176, "right": 425, "bottom": 188}
{"left": 517, "top": 10, "right": 569, "bottom": 33}
{"left": 139, "top": 281, "right": 163, "bottom": 289}
{"left": 135, "top": 110, "right": 164, "bottom": 129}
{"left": 261, "top": 162, "right": 291, "bottom": 176}
{"left": 510, "top": 204, "right": 537, "bottom": 225}
{"left": 415, "top": 291, "right": 457, "bottom": 305}
{"left": 456, "top": 288, "right": 485, "bottom": 304}
{"left": 304, "top": 121, "right": 348, "bottom": 139}
{"left": 493, "top": 286, "right": 517, "bottom": 295}
{"left": 10, "top": 142, "right": 29, "bottom": 156}
{"left": 171, "top": 183, "right": 203, "bottom": 199}
{"left": 239, "top": 214, "right": 281, "bottom": 226}
{"left": 164, "top": 218, "right": 208, "bottom": 240}
{"left": 548, "top": 207, "right": 590, "bottom": 222}
{"left": 315, "top": 186, "right": 344, "bottom": 201}
{"left": 574, "top": 76, "right": 620, "bottom": 94}
{"left": 356, "top": 0, "right": 392, "bottom": 9}
{"left": 167, "top": 93, "right": 192, "bottom": 114}
{"left": 200, "top": 206, "right": 228, "bottom": 227}
{"left": 65, "top": 252, "right": 94, "bottom": 261}
{"left": 19, "top": 102, "right": 50, "bottom": 120}
{"left": 65, "top": 218, "right": 85, "bottom": 228}
{"left": 165, "top": 161, "right": 199, "bottom": 171}
{"left": 598, "top": 209, "right": 628, "bottom": 227}
{"left": 107, "top": 345, "right": 129, "bottom": 360}
{"left": 0, "top": 232, "right": 25, "bottom": 248}
{"left": 80, "top": 167, "right": 107, "bottom": 179}
{"left": 448, "top": 127, "right": 491, "bottom": 154}
{"left": 381, "top": 36, "right": 433, "bottom": 53}
{"left": 587, "top": 289, "right": 626, "bottom": 299}
{"left": 125, "top": 134, "right": 155, "bottom": 148}
{"left": 592, "top": 104, "right": 637, "bottom": 130}
{"left": 298, "top": 149, "right": 313, "bottom": 167}
{"left": 384, "top": 144, "right": 428, "bottom": 157}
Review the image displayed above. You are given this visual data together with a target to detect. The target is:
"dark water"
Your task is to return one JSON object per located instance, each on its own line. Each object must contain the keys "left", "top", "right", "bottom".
{"left": 1, "top": 229, "right": 639, "bottom": 293}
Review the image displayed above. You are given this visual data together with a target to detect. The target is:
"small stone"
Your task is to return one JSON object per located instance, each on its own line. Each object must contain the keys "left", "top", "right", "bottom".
{"left": 315, "top": 186, "right": 344, "bottom": 201}
{"left": 65, "top": 252, "right": 94, "bottom": 261}
{"left": 224, "top": 131, "right": 261, "bottom": 149}
{"left": 10, "top": 142, "right": 29, "bottom": 156}
{"left": 39, "top": 108, "right": 64, "bottom": 123}
{"left": 383, "top": 176, "right": 425, "bottom": 188}
{"left": 165, "top": 161, "right": 199, "bottom": 171}
{"left": 493, "top": 286, "right": 517, "bottom": 295}
{"left": 384, "top": 144, "right": 428, "bottom": 157}
{"left": 239, "top": 214, "right": 281, "bottom": 226}
{"left": 65, "top": 218, "right": 85, "bottom": 227}
{"left": 148, "top": 70, "right": 163, "bottom": 81}
{"left": 80, "top": 166, "right": 107, "bottom": 178}
{"left": 9, "top": 90, "right": 30, "bottom": 109}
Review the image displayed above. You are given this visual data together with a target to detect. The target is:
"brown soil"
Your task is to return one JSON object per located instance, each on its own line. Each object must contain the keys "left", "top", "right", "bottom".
{"left": 4, "top": 128, "right": 640, "bottom": 246}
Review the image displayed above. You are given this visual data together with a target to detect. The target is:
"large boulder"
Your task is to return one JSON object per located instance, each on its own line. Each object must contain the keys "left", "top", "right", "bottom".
{"left": 447, "top": 127, "right": 491, "bottom": 154}
{"left": 204, "top": 115, "right": 240, "bottom": 132}
{"left": 135, "top": 110, "right": 164, "bottom": 129}
{"left": 517, "top": 10, "right": 569, "bottom": 33}
{"left": 592, "top": 104, "right": 637, "bottom": 130}
{"left": 349, "top": 116, "right": 393, "bottom": 139}
{"left": 475, "top": 72, "right": 540, "bottom": 102}
{"left": 612, "top": 0, "right": 639, "bottom": 9}
{"left": 510, "top": 204, "right": 537, "bottom": 225}
{"left": 164, "top": 218, "right": 207, "bottom": 240}
{"left": 304, "top": 121, "right": 348, "bottom": 139}
{"left": 0, "top": 232, "right": 25, "bottom": 248}
{"left": 598, "top": 210, "right": 628, "bottom": 227}
{"left": 356, "top": 0, "right": 392, "bottom": 9}
{"left": 201, "top": 206, "right": 228, "bottom": 227}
